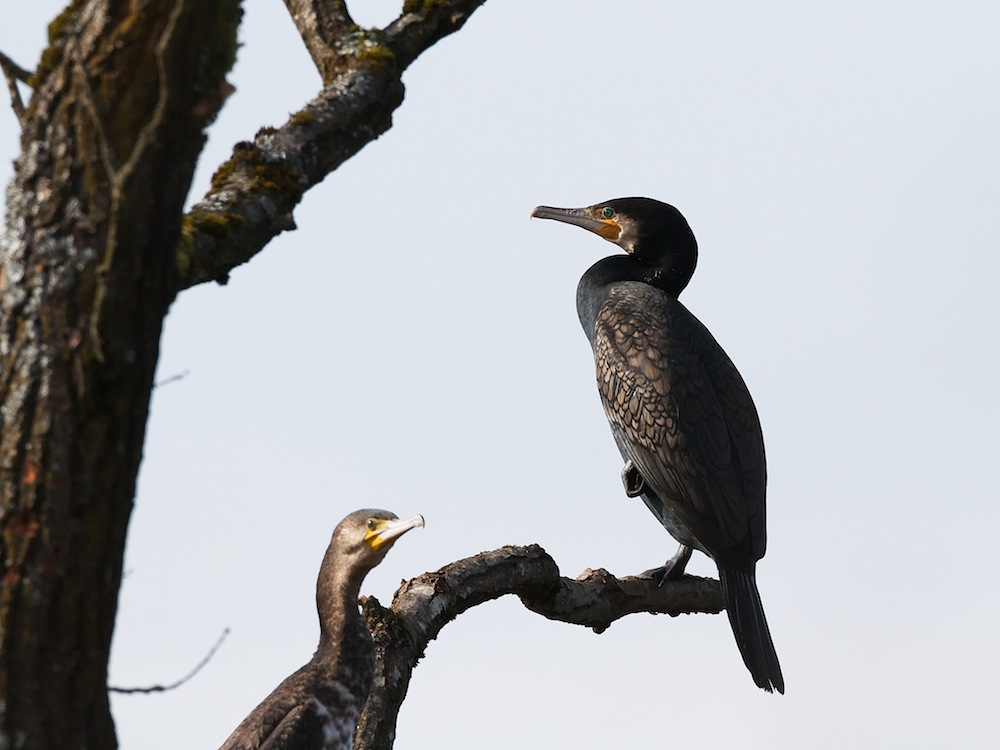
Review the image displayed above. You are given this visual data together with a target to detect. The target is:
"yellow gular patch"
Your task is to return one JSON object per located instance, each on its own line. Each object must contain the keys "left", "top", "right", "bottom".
{"left": 597, "top": 220, "right": 621, "bottom": 241}
{"left": 364, "top": 521, "right": 384, "bottom": 549}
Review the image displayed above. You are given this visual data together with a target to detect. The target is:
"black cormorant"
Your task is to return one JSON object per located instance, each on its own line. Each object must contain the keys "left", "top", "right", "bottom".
{"left": 219, "top": 510, "right": 425, "bottom": 750}
{"left": 531, "top": 198, "right": 784, "bottom": 693}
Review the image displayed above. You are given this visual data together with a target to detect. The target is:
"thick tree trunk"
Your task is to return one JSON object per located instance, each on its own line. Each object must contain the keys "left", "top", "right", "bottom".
{"left": 0, "top": 2, "right": 240, "bottom": 747}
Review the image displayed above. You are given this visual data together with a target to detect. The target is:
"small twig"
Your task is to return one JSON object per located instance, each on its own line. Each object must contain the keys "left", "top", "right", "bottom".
{"left": 0, "top": 50, "right": 31, "bottom": 82}
{"left": 109, "top": 628, "right": 230, "bottom": 695}
{"left": 0, "top": 49, "right": 32, "bottom": 126}
{"left": 154, "top": 369, "right": 190, "bottom": 388}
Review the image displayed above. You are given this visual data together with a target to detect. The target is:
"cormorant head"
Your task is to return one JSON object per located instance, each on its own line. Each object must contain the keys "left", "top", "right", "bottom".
{"left": 315, "top": 509, "right": 424, "bottom": 647}
{"left": 531, "top": 197, "right": 699, "bottom": 294}
{"left": 332, "top": 509, "right": 425, "bottom": 571}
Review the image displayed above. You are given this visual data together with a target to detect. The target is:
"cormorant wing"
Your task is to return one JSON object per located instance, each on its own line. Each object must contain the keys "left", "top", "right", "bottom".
{"left": 219, "top": 669, "right": 345, "bottom": 750}
{"left": 592, "top": 283, "right": 766, "bottom": 565}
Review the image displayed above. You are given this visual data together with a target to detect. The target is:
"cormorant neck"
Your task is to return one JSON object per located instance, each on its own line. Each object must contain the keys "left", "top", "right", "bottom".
{"left": 577, "top": 250, "right": 696, "bottom": 341}
{"left": 631, "top": 236, "right": 698, "bottom": 296}
{"left": 314, "top": 547, "right": 371, "bottom": 664}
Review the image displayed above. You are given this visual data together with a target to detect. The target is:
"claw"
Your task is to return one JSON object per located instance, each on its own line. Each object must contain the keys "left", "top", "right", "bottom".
{"left": 642, "top": 544, "right": 693, "bottom": 586}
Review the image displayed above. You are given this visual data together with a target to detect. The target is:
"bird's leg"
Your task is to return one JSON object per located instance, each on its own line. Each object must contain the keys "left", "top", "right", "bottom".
{"left": 621, "top": 460, "right": 645, "bottom": 497}
{"left": 642, "top": 544, "right": 693, "bottom": 586}
{"left": 662, "top": 543, "right": 692, "bottom": 580}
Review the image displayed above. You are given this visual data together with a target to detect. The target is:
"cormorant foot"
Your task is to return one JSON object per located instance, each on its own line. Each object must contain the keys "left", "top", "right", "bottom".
{"left": 621, "top": 460, "right": 645, "bottom": 497}
{"left": 641, "top": 545, "right": 693, "bottom": 587}
{"left": 641, "top": 564, "right": 668, "bottom": 582}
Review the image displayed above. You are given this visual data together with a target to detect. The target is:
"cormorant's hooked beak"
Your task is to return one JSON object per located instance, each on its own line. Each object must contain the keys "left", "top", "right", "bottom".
{"left": 366, "top": 514, "right": 425, "bottom": 551}
{"left": 531, "top": 205, "right": 621, "bottom": 241}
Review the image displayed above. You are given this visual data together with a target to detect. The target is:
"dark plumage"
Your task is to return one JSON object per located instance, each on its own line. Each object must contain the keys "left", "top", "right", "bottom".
{"left": 531, "top": 198, "right": 783, "bottom": 693}
{"left": 219, "top": 510, "right": 424, "bottom": 750}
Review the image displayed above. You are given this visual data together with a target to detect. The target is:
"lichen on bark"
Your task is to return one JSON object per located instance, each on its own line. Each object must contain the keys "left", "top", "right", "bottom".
{"left": 1, "top": 2, "right": 241, "bottom": 747}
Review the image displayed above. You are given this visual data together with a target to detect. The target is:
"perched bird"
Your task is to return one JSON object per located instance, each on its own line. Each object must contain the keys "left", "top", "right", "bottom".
{"left": 219, "top": 510, "right": 425, "bottom": 750}
{"left": 531, "top": 198, "right": 784, "bottom": 693}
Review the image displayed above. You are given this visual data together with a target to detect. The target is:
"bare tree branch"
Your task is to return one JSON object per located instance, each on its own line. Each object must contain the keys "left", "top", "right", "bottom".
{"left": 281, "top": 0, "right": 356, "bottom": 82}
{"left": 176, "top": 0, "right": 489, "bottom": 291}
{"left": 0, "top": 49, "right": 31, "bottom": 126}
{"left": 356, "top": 545, "right": 723, "bottom": 749}
{"left": 109, "top": 628, "right": 229, "bottom": 695}
{"left": 385, "top": 0, "right": 490, "bottom": 71}
{"left": 153, "top": 369, "right": 190, "bottom": 389}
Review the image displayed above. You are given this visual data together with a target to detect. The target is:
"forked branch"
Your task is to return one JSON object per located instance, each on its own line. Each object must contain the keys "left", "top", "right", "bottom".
{"left": 356, "top": 545, "right": 723, "bottom": 749}
{"left": 178, "top": 0, "right": 488, "bottom": 291}
{"left": 0, "top": 49, "right": 32, "bottom": 126}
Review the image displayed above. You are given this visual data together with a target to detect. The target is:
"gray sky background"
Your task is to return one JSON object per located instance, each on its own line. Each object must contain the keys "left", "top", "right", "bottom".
{"left": 3, "top": 1, "right": 999, "bottom": 748}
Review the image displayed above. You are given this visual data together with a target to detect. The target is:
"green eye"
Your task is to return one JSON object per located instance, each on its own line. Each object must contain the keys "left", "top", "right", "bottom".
{"left": 602, "top": 207, "right": 615, "bottom": 219}
{"left": 366, "top": 519, "right": 377, "bottom": 531}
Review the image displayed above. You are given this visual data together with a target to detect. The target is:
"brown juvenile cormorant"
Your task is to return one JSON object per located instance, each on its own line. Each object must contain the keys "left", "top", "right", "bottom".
{"left": 531, "top": 198, "right": 784, "bottom": 693}
{"left": 218, "top": 510, "right": 425, "bottom": 750}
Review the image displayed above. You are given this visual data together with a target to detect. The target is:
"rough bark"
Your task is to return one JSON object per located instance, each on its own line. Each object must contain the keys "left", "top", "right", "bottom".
{"left": 357, "top": 546, "right": 723, "bottom": 749}
{"left": 177, "top": 0, "right": 488, "bottom": 290}
{"left": 0, "top": 2, "right": 240, "bottom": 747}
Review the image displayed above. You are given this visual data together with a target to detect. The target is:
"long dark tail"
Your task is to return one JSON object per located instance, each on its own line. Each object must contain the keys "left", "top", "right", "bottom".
{"left": 719, "top": 567, "right": 784, "bottom": 694}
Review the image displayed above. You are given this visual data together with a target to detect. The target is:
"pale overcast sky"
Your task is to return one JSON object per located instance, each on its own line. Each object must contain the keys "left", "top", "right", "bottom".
{"left": 3, "top": 1, "right": 999, "bottom": 748}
